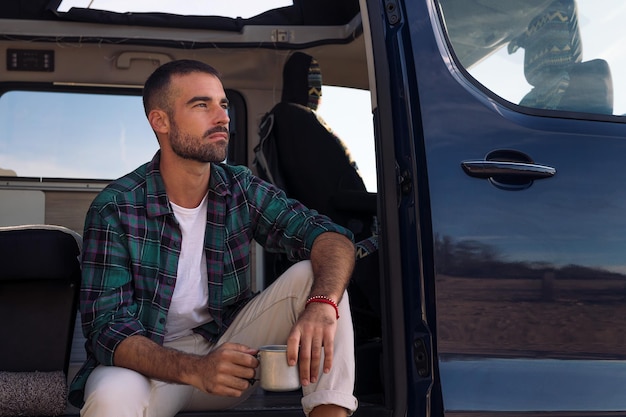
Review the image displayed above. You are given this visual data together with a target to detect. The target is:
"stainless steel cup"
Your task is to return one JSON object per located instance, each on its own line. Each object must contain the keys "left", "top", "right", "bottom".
{"left": 257, "top": 345, "right": 301, "bottom": 391}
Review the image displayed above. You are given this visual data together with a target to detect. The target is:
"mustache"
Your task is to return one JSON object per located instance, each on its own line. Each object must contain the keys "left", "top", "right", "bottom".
{"left": 203, "top": 125, "right": 229, "bottom": 138}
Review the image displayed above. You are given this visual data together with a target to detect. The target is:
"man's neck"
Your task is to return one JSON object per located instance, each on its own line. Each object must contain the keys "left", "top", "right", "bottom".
{"left": 160, "top": 153, "right": 211, "bottom": 209}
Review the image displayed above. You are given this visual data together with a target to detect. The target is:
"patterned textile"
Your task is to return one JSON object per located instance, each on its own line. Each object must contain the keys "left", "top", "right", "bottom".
{"left": 69, "top": 150, "right": 352, "bottom": 407}
{"left": 508, "top": 0, "right": 582, "bottom": 87}
{"left": 355, "top": 235, "right": 378, "bottom": 260}
{"left": 307, "top": 58, "right": 322, "bottom": 110}
{"left": 519, "top": 71, "right": 570, "bottom": 109}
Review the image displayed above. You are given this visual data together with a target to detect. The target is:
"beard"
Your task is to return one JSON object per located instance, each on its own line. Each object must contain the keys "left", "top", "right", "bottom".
{"left": 169, "top": 121, "right": 229, "bottom": 163}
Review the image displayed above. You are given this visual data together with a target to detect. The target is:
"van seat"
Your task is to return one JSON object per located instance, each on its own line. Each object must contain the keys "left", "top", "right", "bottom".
{"left": 0, "top": 225, "right": 82, "bottom": 417}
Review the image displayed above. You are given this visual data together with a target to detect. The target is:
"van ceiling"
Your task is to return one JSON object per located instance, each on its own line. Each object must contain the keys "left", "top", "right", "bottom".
{"left": 0, "top": 0, "right": 368, "bottom": 90}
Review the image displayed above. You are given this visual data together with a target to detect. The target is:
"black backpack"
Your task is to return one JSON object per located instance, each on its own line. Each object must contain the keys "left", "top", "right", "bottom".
{"left": 252, "top": 110, "right": 287, "bottom": 190}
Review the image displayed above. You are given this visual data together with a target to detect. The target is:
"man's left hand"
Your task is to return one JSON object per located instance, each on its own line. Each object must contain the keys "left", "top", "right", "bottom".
{"left": 286, "top": 301, "right": 338, "bottom": 386}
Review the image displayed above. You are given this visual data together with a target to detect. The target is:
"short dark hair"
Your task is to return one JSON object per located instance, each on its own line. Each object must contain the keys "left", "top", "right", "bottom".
{"left": 142, "top": 59, "right": 222, "bottom": 116}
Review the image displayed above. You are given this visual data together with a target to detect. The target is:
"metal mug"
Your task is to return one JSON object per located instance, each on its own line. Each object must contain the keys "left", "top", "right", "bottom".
{"left": 256, "top": 345, "right": 301, "bottom": 391}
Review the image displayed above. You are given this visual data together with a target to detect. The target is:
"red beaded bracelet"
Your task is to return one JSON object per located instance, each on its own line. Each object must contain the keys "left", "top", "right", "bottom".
{"left": 305, "top": 295, "right": 340, "bottom": 319}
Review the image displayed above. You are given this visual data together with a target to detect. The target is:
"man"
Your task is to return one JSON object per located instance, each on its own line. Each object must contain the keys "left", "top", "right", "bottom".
{"left": 69, "top": 59, "right": 358, "bottom": 417}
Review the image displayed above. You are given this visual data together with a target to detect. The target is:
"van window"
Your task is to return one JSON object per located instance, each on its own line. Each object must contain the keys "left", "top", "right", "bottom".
{"left": 0, "top": 88, "right": 245, "bottom": 180}
{"left": 57, "top": 0, "right": 293, "bottom": 19}
{"left": 437, "top": 0, "right": 625, "bottom": 116}
{"left": 0, "top": 90, "right": 156, "bottom": 179}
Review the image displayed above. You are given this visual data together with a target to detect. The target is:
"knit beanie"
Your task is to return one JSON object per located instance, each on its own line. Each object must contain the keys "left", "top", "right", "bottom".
{"left": 281, "top": 52, "right": 322, "bottom": 110}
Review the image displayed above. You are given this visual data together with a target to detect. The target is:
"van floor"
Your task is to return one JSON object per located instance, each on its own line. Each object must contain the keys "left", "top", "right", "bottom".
{"left": 63, "top": 389, "right": 389, "bottom": 417}
{"left": 180, "top": 392, "right": 389, "bottom": 416}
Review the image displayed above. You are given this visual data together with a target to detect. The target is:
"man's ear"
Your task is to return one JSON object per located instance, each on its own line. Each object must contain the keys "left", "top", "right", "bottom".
{"left": 148, "top": 109, "right": 170, "bottom": 134}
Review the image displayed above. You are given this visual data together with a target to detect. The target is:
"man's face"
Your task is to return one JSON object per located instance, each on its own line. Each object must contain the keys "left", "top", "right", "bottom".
{"left": 167, "top": 72, "right": 230, "bottom": 163}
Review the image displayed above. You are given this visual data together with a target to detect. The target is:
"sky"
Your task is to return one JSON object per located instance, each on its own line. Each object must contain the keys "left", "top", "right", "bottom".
{"left": 57, "top": 0, "right": 293, "bottom": 18}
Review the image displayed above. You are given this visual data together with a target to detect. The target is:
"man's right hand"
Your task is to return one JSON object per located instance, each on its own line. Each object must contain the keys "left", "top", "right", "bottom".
{"left": 191, "top": 342, "right": 259, "bottom": 397}
{"left": 114, "top": 336, "right": 259, "bottom": 398}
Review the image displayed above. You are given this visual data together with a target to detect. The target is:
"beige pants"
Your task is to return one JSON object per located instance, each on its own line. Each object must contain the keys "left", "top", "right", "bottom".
{"left": 81, "top": 261, "right": 358, "bottom": 417}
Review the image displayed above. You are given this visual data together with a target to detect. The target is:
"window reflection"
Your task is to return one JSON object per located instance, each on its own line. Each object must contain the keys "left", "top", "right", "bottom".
{"left": 438, "top": 0, "right": 624, "bottom": 116}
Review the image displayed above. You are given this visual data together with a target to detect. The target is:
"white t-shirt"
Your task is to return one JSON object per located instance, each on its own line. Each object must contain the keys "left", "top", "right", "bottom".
{"left": 164, "top": 194, "right": 213, "bottom": 342}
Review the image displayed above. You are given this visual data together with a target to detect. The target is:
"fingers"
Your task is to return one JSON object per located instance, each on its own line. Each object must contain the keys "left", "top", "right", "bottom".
{"left": 287, "top": 332, "right": 301, "bottom": 367}
{"left": 200, "top": 343, "right": 259, "bottom": 397}
{"left": 217, "top": 342, "right": 259, "bottom": 370}
{"left": 223, "top": 342, "right": 259, "bottom": 357}
{"left": 213, "top": 373, "right": 255, "bottom": 397}
{"left": 288, "top": 305, "right": 337, "bottom": 386}
{"left": 300, "top": 333, "right": 324, "bottom": 385}
{"left": 301, "top": 331, "right": 333, "bottom": 384}
{"left": 322, "top": 340, "right": 334, "bottom": 375}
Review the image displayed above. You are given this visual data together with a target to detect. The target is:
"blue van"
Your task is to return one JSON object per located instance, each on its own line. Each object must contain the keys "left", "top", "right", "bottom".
{"left": 1, "top": 0, "right": 625, "bottom": 416}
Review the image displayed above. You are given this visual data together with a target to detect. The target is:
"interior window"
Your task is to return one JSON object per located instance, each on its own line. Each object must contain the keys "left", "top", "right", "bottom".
{"left": 437, "top": 0, "right": 624, "bottom": 116}
{"left": 0, "top": 90, "right": 157, "bottom": 179}
{"left": 0, "top": 89, "right": 244, "bottom": 180}
{"left": 317, "top": 86, "right": 377, "bottom": 192}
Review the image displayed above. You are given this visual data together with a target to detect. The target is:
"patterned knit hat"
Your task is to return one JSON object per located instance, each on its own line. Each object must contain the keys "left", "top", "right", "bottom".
{"left": 281, "top": 52, "right": 322, "bottom": 110}
{"left": 307, "top": 58, "right": 322, "bottom": 110}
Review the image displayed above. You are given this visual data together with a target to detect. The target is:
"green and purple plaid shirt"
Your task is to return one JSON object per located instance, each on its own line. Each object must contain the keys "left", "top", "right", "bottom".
{"left": 69, "top": 151, "right": 352, "bottom": 407}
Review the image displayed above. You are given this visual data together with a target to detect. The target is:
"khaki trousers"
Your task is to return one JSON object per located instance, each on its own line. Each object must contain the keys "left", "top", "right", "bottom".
{"left": 81, "top": 261, "right": 358, "bottom": 417}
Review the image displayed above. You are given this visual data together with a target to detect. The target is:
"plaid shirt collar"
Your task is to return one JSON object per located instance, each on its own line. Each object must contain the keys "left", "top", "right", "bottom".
{"left": 145, "top": 151, "right": 232, "bottom": 218}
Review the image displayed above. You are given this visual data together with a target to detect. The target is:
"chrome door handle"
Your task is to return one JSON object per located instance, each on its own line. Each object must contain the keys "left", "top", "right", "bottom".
{"left": 461, "top": 160, "right": 556, "bottom": 180}
{"left": 461, "top": 150, "right": 556, "bottom": 190}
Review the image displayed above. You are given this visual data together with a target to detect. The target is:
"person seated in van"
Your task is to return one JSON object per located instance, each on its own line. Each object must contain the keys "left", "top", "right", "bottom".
{"left": 256, "top": 52, "right": 375, "bottom": 244}
{"left": 69, "top": 59, "right": 358, "bottom": 417}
